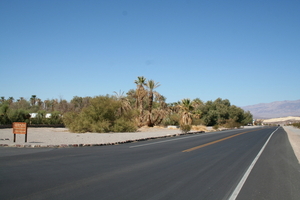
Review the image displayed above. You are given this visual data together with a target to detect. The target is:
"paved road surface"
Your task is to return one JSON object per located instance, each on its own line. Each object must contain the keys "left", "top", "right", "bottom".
{"left": 1, "top": 126, "right": 299, "bottom": 199}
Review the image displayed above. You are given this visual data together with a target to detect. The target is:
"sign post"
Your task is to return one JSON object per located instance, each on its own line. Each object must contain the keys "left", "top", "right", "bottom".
{"left": 13, "top": 122, "right": 28, "bottom": 142}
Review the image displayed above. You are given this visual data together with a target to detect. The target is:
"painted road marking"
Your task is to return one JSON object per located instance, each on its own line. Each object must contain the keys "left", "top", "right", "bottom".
{"left": 228, "top": 127, "right": 279, "bottom": 200}
{"left": 182, "top": 129, "right": 263, "bottom": 152}
{"left": 129, "top": 134, "right": 206, "bottom": 148}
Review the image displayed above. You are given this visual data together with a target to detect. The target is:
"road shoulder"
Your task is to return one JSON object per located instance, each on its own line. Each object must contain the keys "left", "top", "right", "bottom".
{"left": 283, "top": 126, "right": 300, "bottom": 163}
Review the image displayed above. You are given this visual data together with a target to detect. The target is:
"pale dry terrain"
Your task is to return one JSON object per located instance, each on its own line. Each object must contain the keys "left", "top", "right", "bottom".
{"left": 263, "top": 116, "right": 300, "bottom": 123}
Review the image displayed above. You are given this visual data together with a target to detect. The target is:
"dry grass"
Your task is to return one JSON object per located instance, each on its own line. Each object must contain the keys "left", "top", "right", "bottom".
{"left": 138, "top": 126, "right": 166, "bottom": 132}
{"left": 138, "top": 125, "right": 208, "bottom": 133}
{"left": 191, "top": 125, "right": 207, "bottom": 132}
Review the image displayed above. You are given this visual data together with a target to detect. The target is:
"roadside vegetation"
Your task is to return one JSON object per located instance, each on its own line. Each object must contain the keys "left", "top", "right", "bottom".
{"left": 292, "top": 122, "right": 300, "bottom": 129}
{"left": 0, "top": 76, "right": 253, "bottom": 132}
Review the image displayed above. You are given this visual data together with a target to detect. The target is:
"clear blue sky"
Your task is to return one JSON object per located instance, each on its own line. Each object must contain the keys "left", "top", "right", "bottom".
{"left": 1, "top": 0, "right": 299, "bottom": 107}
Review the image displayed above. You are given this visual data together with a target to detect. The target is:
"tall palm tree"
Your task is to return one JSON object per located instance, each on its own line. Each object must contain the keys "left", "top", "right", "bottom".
{"left": 36, "top": 98, "right": 43, "bottom": 109}
{"left": 44, "top": 100, "right": 50, "bottom": 111}
{"left": 30, "top": 95, "right": 37, "bottom": 106}
{"left": 145, "top": 79, "right": 160, "bottom": 113}
{"left": 134, "top": 76, "right": 147, "bottom": 107}
{"left": 134, "top": 76, "right": 147, "bottom": 126}
{"left": 145, "top": 79, "right": 161, "bottom": 127}
{"left": 51, "top": 99, "right": 58, "bottom": 112}
{"left": 134, "top": 76, "right": 146, "bottom": 86}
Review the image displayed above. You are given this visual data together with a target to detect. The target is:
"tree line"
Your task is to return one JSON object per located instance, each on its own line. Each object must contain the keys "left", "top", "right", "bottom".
{"left": 0, "top": 76, "right": 253, "bottom": 132}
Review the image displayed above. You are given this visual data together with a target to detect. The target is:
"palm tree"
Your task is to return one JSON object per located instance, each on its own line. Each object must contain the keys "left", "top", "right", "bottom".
{"left": 134, "top": 76, "right": 147, "bottom": 126}
{"left": 134, "top": 76, "right": 146, "bottom": 86}
{"left": 145, "top": 80, "right": 160, "bottom": 114}
{"left": 114, "top": 90, "right": 132, "bottom": 116}
{"left": 134, "top": 76, "right": 147, "bottom": 106}
{"left": 191, "top": 98, "right": 204, "bottom": 119}
{"left": 36, "top": 98, "right": 43, "bottom": 109}
{"left": 30, "top": 95, "right": 37, "bottom": 106}
{"left": 51, "top": 99, "right": 58, "bottom": 112}
{"left": 146, "top": 80, "right": 160, "bottom": 127}
{"left": 44, "top": 100, "right": 50, "bottom": 111}
{"left": 179, "top": 99, "right": 194, "bottom": 126}
{"left": 8, "top": 97, "right": 14, "bottom": 105}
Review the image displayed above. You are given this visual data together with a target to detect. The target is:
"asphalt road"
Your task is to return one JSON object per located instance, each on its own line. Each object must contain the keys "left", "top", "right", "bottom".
{"left": 1, "top": 127, "right": 299, "bottom": 200}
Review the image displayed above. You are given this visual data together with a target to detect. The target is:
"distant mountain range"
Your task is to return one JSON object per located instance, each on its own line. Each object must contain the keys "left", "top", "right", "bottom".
{"left": 241, "top": 99, "right": 300, "bottom": 119}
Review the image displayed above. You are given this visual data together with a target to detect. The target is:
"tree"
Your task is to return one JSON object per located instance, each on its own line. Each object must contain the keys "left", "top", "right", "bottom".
{"left": 113, "top": 91, "right": 132, "bottom": 116}
{"left": 145, "top": 79, "right": 161, "bottom": 127}
{"left": 241, "top": 111, "right": 253, "bottom": 125}
{"left": 7, "top": 97, "right": 14, "bottom": 105}
{"left": 179, "top": 99, "right": 193, "bottom": 125}
{"left": 177, "top": 99, "right": 194, "bottom": 133}
{"left": 36, "top": 98, "right": 43, "bottom": 110}
{"left": 145, "top": 80, "right": 160, "bottom": 113}
{"left": 0, "top": 103, "right": 10, "bottom": 124}
{"left": 30, "top": 95, "right": 37, "bottom": 106}
{"left": 134, "top": 76, "right": 147, "bottom": 126}
{"left": 0, "top": 97, "right": 5, "bottom": 103}
{"left": 63, "top": 96, "right": 137, "bottom": 133}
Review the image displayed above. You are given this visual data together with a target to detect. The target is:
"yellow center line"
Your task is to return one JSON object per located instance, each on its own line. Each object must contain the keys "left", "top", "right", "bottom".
{"left": 182, "top": 128, "right": 263, "bottom": 152}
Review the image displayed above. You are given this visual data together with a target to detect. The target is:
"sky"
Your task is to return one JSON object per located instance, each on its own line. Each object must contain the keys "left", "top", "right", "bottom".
{"left": 1, "top": 0, "right": 299, "bottom": 107}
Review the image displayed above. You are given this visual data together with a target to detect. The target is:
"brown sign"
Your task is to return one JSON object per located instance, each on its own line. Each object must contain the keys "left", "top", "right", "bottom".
{"left": 13, "top": 122, "right": 28, "bottom": 142}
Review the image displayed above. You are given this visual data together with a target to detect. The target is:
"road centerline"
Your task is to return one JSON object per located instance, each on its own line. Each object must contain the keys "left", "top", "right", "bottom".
{"left": 182, "top": 129, "right": 263, "bottom": 152}
{"left": 129, "top": 134, "right": 206, "bottom": 148}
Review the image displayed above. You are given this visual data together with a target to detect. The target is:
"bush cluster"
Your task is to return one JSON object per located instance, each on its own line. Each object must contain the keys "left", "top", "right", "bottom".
{"left": 180, "top": 124, "right": 192, "bottom": 133}
{"left": 63, "top": 96, "right": 137, "bottom": 133}
{"left": 292, "top": 122, "right": 300, "bottom": 129}
{"left": 0, "top": 102, "right": 63, "bottom": 126}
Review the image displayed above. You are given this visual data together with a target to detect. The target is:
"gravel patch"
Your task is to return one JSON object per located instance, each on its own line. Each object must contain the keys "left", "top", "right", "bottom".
{"left": 283, "top": 126, "right": 300, "bottom": 163}
{"left": 0, "top": 127, "right": 203, "bottom": 148}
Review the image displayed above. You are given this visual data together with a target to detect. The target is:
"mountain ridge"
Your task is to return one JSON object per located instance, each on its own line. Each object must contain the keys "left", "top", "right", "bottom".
{"left": 241, "top": 99, "right": 300, "bottom": 119}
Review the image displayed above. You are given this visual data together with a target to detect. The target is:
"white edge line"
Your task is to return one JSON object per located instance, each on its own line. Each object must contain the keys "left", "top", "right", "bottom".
{"left": 228, "top": 127, "right": 280, "bottom": 200}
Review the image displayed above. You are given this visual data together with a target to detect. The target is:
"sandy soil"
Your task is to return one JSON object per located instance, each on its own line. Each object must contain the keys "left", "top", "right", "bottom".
{"left": 0, "top": 127, "right": 182, "bottom": 147}
{"left": 283, "top": 126, "right": 300, "bottom": 163}
{"left": 263, "top": 116, "right": 300, "bottom": 123}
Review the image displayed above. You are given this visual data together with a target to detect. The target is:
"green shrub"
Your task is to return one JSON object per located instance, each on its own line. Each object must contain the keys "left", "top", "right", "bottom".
{"left": 112, "top": 118, "right": 137, "bottom": 132}
{"left": 213, "top": 124, "right": 219, "bottom": 130}
{"left": 180, "top": 124, "right": 191, "bottom": 133}
{"left": 0, "top": 103, "right": 10, "bottom": 124}
{"left": 63, "top": 96, "right": 137, "bottom": 133}
{"left": 162, "top": 113, "right": 180, "bottom": 126}
{"left": 7, "top": 109, "right": 30, "bottom": 123}
{"left": 30, "top": 110, "right": 46, "bottom": 124}
{"left": 48, "top": 111, "right": 63, "bottom": 124}
{"left": 90, "top": 120, "right": 111, "bottom": 133}
{"left": 292, "top": 122, "right": 300, "bottom": 129}
{"left": 192, "top": 117, "right": 204, "bottom": 126}
{"left": 223, "top": 119, "right": 241, "bottom": 129}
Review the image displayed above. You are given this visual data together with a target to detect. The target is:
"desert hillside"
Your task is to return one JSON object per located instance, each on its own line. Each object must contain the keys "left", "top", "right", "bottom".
{"left": 242, "top": 99, "right": 300, "bottom": 118}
